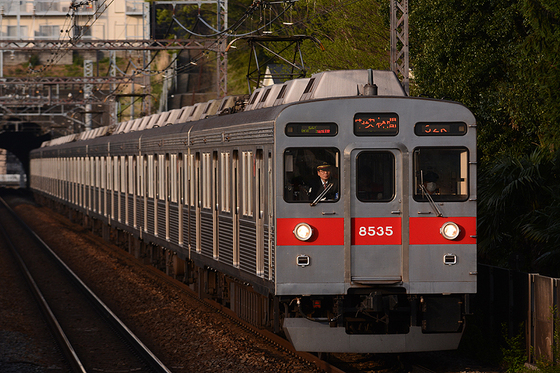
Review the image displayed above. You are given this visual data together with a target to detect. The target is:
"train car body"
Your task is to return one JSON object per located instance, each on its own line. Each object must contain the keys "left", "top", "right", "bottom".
{"left": 29, "top": 70, "right": 477, "bottom": 353}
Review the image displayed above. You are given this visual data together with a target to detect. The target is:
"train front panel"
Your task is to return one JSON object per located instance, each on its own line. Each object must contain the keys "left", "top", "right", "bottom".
{"left": 274, "top": 96, "right": 477, "bottom": 353}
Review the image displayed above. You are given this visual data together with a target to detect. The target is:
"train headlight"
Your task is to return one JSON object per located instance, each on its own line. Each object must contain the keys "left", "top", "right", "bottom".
{"left": 293, "top": 223, "right": 313, "bottom": 241}
{"left": 441, "top": 222, "right": 460, "bottom": 240}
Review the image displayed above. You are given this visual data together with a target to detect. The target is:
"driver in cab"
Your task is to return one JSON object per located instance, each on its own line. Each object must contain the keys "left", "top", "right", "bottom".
{"left": 309, "top": 162, "right": 339, "bottom": 201}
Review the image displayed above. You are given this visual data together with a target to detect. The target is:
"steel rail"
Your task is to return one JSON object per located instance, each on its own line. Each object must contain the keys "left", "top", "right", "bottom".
{"left": 0, "top": 197, "right": 86, "bottom": 373}
{"left": 0, "top": 196, "right": 173, "bottom": 373}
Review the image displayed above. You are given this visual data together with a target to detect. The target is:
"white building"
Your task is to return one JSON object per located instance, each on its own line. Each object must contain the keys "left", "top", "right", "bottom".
{"left": 0, "top": 0, "right": 149, "bottom": 65}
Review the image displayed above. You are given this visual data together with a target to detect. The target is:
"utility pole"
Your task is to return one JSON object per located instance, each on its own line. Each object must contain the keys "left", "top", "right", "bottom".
{"left": 217, "top": 0, "right": 228, "bottom": 97}
{"left": 84, "top": 60, "right": 93, "bottom": 131}
{"left": 390, "top": 0, "right": 409, "bottom": 94}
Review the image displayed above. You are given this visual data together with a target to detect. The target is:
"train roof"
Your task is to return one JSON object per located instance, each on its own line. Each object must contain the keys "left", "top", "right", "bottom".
{"left": 39, "top": 69, "right": 406, "bottom": 148}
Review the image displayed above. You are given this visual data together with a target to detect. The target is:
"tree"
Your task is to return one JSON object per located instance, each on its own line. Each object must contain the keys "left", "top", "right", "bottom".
{"left": 410, "top": 0, "right": 560, "bottom": 274}
{"left": 294, "top": 0, "right": 390, "bottom": 73}
{"left": 478, "top": 149, "right": 560, "bottom": 276}
{"left": 410, "top": 0, "right": 533, "bottom": 162}
{"left": 517, "top": 0, "right": 560, "bottom": 149}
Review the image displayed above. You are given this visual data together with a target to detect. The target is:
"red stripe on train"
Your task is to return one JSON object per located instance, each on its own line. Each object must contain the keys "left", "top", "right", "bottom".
{"left": 276, "top": 218, "right": 344, "bottom": 246}
{"left": 277, "top": 216, "right": 476, "bottom": 246}
{"left": 409, "top": 216, "right": 476, "bottom": 245}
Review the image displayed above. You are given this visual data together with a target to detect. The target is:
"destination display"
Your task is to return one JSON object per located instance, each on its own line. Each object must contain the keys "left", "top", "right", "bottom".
{"left": 285, "top": 122, "right": 338, "bottom": 136}
{"left": 354, "top": 113, "right": 399, "bottom": 136}
{"left": 415, "top": 122, "right": 468, "bottom": 136}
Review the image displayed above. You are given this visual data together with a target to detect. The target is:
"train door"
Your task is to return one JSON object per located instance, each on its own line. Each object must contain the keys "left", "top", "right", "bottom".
{"left": 125, "top": 156, "right": 130, "bottom": 225}
{"left": 154, "top": 154, "right": 160, "bottom": 237}
{"left": 256, "top": 149, "right": 264, "bottom": 276}
{"left": 199, "top": 152, "right": 214, "bottom": 258}
{"left": 350, "top": 148, "right": 403, "bottom": 284}
{"left": 101, "top": 157, "right": 106, "bottom": 217}
{"left": 86, "top": 157, "right": 91, "bottom": 211}
{"left": 186, "top": 153, "right": 196, "bottom": 254}
{"left": 116, "top": 157, "right": 120, "bottom": 221}
{"left": 165, "top": 154, "right": 170, "bottom": 241}
{"left": 133, "top": 155, "right": 138, "bottom": 229}
{"left": 195, "top": 152, "right": 201, "bottom": 253}
{"left": 146, "top": 155, "right": 155, "bottom": 235}
{"left": 107, "top": 157, "right": 113, "bottom": 221}
{"left": 143, "top": 155, "right": 149, "bottom": 234}
{"left": 212, "top": 151, "right": 219, "bottom": 259}
{"left": 138, "top": 155, "right": 148, "bottom": 232}
{"left": 178, "top": 153, "right": 183, "bottom": 246}
{"left": 95, "top": 157, "right": 99, "bottom": 213}
{"left": 267, "top": 151, "right": 274, "bottom": 280}
{"left": 124, "top": 156, "right": 129, "bottom": 224}
{"left": 233, "top": 150, "right": 240, "bottom": 267}
{"left": 157, "top": 154, "right": 166, "bottom": 238}
{"left": 130, "top": 155, "right": 135, "bottom": 227}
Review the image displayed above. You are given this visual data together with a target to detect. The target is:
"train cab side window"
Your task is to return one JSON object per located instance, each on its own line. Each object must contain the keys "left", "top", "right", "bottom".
{"left": 356, "top": 152, "right": 395, "bottom": 202}
{"left": 284, "top": 147, "right": 340, "bottom": 203}
{"left": 413, "top": 147, "right": 469, "bottom": 202}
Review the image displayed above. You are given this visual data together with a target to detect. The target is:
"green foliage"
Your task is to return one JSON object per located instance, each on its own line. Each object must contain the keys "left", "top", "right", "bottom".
{"left": 410, "top": 0, "right": 533, "bottom": 162}
{"left": 410, "top": 0, "right": 560, "bottom": 274}
{"left": 64, "top": 63, "right": 82, "bottom": 77}
{"left": 532, "top": 307, "right": 560, "bottom": 372}
{"left": 478, "top": 148, "right": 560, "bottom": 274}
{"left": 410, "top": 0, "right": 560, "bottom": 161}
{"left": 501, "top": 324, "right": 528, "bottom": 373}
{"left": 518, "top": 1, "right": 560, "bottom": 149}
{"left": 152, "top": 0, "right": 391, "bottom": 94}
{"left": 156, "top": 4, "right": 217, "bottom": 39}
{"left": 293, "top": 0, "right": 390, "bottom": 73}
{"left": 72, "top": 52, "right": 84, "bottom": 67}
{"left": 28, "top": 54, "right": 40, "bottom": 68}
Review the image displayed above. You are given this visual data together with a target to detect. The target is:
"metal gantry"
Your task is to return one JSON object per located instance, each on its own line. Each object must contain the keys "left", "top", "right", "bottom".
{"left": 390, "top": 0, "right": 409, "bottom": 94}
{"left": 0, "top": 0, "right": 230, "bottom": 134}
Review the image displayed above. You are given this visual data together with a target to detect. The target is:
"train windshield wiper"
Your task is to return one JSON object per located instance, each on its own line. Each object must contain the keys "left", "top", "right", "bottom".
{"left": 419, "top": 183, "right": 443, "bottom": 217}
{"left": 310, "top": 183, "right": 333, "bottom": 206}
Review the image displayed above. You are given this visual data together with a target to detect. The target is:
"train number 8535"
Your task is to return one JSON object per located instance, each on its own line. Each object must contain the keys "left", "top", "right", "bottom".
{"left": 358, "top": 226, "right": 394, "bottom": 236}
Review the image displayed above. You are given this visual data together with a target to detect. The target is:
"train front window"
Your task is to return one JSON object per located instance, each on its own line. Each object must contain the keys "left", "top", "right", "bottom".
{"left": 413, "top": 147, "right": 469, "bottom": 202}
{"left": 356, "top": 152, "right": 395, "bottom": 202}
{"left": 284, "top": 148, "right": 340, "bottom": 203}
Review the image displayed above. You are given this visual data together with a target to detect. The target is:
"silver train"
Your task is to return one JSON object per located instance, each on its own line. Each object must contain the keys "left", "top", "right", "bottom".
{"left": 29, "top": 70, "right": 477, "bottom": 353}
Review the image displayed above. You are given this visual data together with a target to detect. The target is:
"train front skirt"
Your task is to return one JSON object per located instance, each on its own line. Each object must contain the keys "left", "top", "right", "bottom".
{"left": 283, "top": 319, "right": 463, "bottom": 353}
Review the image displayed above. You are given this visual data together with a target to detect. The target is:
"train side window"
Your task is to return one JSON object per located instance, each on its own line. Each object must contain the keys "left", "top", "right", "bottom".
{"left": 242, "top": 151, "right": 254, "bottom": 216}
{"left": 97, "top": 157, "right": 101, "bottom": 189}
{"left": 158, "top": 154, "right": 166, "bottom": 200}
{"left": 121, "top": 156, "right": 127, "bottom": 194}
{"left": 170, "top": 154, "right": 177, "bottom": 203}
{"left": 188, "top": 154, "right": 195, "bottom": 206}
{"left": 114, "top": 156, "right": 119, "bottom": 192}
{"left": 128, "top": 156, "right": 134, "bottom": 195}
{"left": 413, "top": 147, "right": 469, "bottom": 202}
{"left": 147, "top": 155, "right": 154, "bottom": 198}
{"left": 220, "top": 152, "right": 231, "bottom": 212}
{"left": 283, "top": 147, "right": 340, "bottom": 203}
{"left": 202, "top": 153, "right": 212, "bottom": 209}
{"left": 107, "top": 157, "right": 112, "bottom": 192}
{"left": 356, "top": 152, "right": 395, "bottom": 202}
{"left": 138, "top": 156, "right": 144, "bottom": 198}
{"left": 101, "top": 157, "right": 106, "bottom": 190}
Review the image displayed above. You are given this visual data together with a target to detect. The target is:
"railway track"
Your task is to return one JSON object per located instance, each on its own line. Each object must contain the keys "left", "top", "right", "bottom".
{"left": 1, "top": 190, "right": 495, "bottom": 373}
{"left": 0, "top": 195, "right": 172, "bottom": 373}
